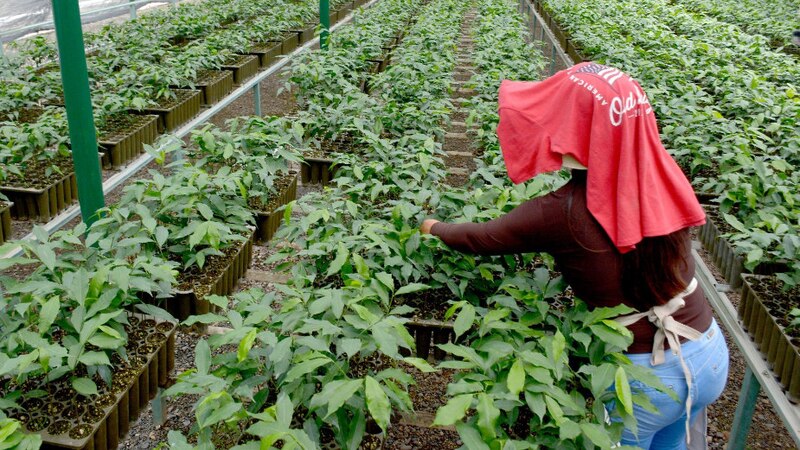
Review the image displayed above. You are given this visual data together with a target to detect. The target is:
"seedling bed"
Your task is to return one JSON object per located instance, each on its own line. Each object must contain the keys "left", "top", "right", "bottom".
{"left": 281, "top": 31, "right": 301, "bottom": 54}
{"left": 247, "top": 41, "right": 284, "bottom": 67}
{"left": 177, "top": 70, "right": 234, "bottom": 106}
{"left": 0, "top": 156, "right": 78, "bottom": 222}
{"left": 739, "top": 275, "right": 800, "bottom": 403}
{"left": 0, "top": 202, "right": 11, "bottom": 244}
{"left": 289, "top": 24, "right": 318, "bottom": 44}
{"left": 698, "top": 206, "right": 788, "bottom": 288}
{"left": 98, "top": 114, "right": 159, "bottom": 169}
{"left": 6, "top": 316, "right": 176, "bottom": 450}
{"left": 301, "top": 156, "right": 337, "bottom": 185}
{"left": 133, "top": 89, "right": 203, "bottom": 133}
{"left": 159, "top": 229, "right": 255, "bottom": 320}
{"left": 301, "top": 134, "right": 372, "bottom": 184}
{"left": 251, "top": 171, "right": 299, "bottom": 244}
{"left": 222, "top": 54, "right": 261, "bottom": 85}
{"left": 0, "top": 106, "right": 46, "bottom": 124}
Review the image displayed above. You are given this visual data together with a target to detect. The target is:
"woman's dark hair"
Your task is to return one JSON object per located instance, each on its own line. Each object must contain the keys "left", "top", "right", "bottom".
{"left": 621, "top": 230, "right": 689, "bottom": 306}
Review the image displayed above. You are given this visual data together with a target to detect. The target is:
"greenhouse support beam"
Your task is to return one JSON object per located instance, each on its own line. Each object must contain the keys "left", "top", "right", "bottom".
{"left": 52, "top": 0, "right": 105, "bottom": 226}
{"left": 252, "top": 82, "right": 262, "bottom": 116}
{"left": 0, "top": 0, "right": 381, "bottom": 261}
{"left": 729, "top": 367, "right": 760, "bottom": 450}
{"left": 320, "top": 0, "right": 331, "bottom": 49}
{"left": 692, "top": 248, "right": 800, "bottom": 448}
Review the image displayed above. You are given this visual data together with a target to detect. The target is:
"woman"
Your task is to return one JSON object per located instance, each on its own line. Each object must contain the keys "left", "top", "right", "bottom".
{"left": 421, "top": 63, "right": 729, "bottom": 449}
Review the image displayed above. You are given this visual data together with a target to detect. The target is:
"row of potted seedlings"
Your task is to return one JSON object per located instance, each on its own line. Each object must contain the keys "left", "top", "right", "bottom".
{"left": 285, "top": 0, "right": 426, "bottom": 186}
{"left": 0, "top": 112, "right": 310, "bottom": 447}
{"left": 536, "top": 0, "right": 800, "bottom": 404}
{"left": 159, "top": 0, "right": 479, "bottom": 445}
{"left": 0, "top": 218, "right": 180, "bottom": 450}
{"left": 0, "top": 0, "right": 361, "bottom": 228}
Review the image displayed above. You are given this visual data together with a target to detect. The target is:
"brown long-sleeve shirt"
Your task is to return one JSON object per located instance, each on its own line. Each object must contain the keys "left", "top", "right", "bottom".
{"left": 431, "top": 176, "right": 712, "bottom": 354}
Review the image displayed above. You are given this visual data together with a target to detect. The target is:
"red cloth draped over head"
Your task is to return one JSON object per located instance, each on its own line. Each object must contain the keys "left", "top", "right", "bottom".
{"left": 497, "top": 62, "right": 705, "bottom": 253}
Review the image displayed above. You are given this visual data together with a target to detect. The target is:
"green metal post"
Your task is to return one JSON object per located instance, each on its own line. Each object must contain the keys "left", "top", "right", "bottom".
{"left": 52, "top": 0, "right": 105, "bottom": 226}
{"left": 727, "top": 367, "right": 760, "bottom": 450}
{"left": 320, "top": 0, "right": 330, "bottom": 50}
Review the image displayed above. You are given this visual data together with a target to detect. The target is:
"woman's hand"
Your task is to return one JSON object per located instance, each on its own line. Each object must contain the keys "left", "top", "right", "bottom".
{"left": 420, "top": 219, "right": 440, "bottom": 235}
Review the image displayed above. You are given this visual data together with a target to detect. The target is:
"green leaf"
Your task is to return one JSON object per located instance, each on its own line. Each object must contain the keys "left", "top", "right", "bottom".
{"left": 326, "top": 242, "right": 349, "bottom": 277}
{"left": 586, "top": 363, "right": 616, "bottom": 397}
{"left": 312, "top": 379, "right": 362, "bottom": 419}
{"left": 475, "top": 393, "right": 499, "bottom": 439}
{"left": 559, "top": 420, "right": 581, "bottom": 440}
{"left": 135, "top": 304, "right": 176, "bottom": 322}
{"left": 72, "top": 377, "right": 98, "bottom": 396}
{"left": 723, "top": 213, "right": 749, "bottom": 233}
{"left": 79, "top": 351, "right": 110, "bottom": 367}
{"left": 433, "top": 394, "right": 473, "bottom": 426}
{"left": 155, "top": 226, "right": 169, "bottom": 248}
{"left": 402, "top": 357, "right": 436, "bottom": 373}
{"left": 32, "top": 245, "right": 57, "bottom": 272}
{"left": 284, "top": 356, "right": 330, "bottom": 383}
{"left": 196, "top": 339, "right": 211, "bottom": 375}
{"left": 365, "top": 376, "right": 391, "bottom": 432}
{"left": 375, "top": 272, "right": 395, "bottom": 291}
{"left": 197, "top": 203, "right": 214, "bottom": 221}
{"left": 507, "top": 359, "right": 525, "bottom": 397}
{"left": 454, "top": 303, "right": 475, "bottom": 338}
{"left": 544, "top": 395, "right": 565, "bottom": 425}
{"left": 615, "top": 366, "right": 633, "bottom": 415}
{"left": 455, "top": 423, "right": 490, "bottom": 450}
{"left": 580, "top": 422, "right": 613, "bottom": 447}
{"left": 237, "top": 329, "right": 257, "bottom": 362}
{"left": 283, "top": 201, "right": 295, "bottom": 225}
{"left": 38, "top": 297, "right": 60, "bottom": 334}
{"left": 395, "top": 283, "right": 430, "bottom": 296}
{"left": 338, "top": 338, "right": 362, "bottom": 358}
{"left": 197, "top": 398, "right": 241, "bottom": 429}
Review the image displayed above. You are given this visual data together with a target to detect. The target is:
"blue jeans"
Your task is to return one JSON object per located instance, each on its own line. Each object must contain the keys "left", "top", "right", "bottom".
{"left": 617, "top": 319, "right": 729, "bottom": 449}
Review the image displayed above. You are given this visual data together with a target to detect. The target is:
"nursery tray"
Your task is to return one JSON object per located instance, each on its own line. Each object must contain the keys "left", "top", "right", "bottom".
{"left": 253, "top": 172, "right": 299, "bottom": 244}
{"left": 301, "top": 156, "right": 337, "bottom": 186}
{"left": 163, "top": 229, "right": 255, "bottom": 320}
{"left": 289, "top": 24, "right": 317, "bottom": 44}
{"left": 14, "top": 316, "right": 176, "bottom": 450}
{"left": 698, "top": 206, "right": 788, "bottom": 288}
{"left": 223, "top": 54, "right": 261, "bottom": 85}
{"left": 405, "top": 319, "right": 455, "bottom": 361}
{"left": 133, "top": 89, "right": 202, "bottom": 133}
{"left": 281, "top": 32, "right": 300, "bottom": 54}
{"left": 98, "top": 115, "right": 159, "bottom": 169}
{"left": 175, "top": 70, "right": 234, "bottom": 106}
{"left": 0, "top": 202, "right": 12, "bottom": 244}
{"left": 739, "top": 275, "right": 800, "bottom": 403}
{"left": 1, "top": 171, "right": 77, "bottom": 222}
{"left": 248, "top": 41, "right": 283, "bottom": 67}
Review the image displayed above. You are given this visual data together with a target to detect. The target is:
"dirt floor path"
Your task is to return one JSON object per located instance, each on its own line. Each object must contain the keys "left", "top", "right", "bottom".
{"left": 442, "top": 12, "right": 477, "bottom": 187}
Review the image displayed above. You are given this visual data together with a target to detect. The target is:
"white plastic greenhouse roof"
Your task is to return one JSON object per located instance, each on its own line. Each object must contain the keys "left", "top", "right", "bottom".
{"left": 0, "top": 0, "right": 168, "bottom": 41}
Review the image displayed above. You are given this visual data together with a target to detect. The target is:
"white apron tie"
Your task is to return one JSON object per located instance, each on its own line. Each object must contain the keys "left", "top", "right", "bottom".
{"left": 614, "top": 278, "right": 702, "bottom": 444}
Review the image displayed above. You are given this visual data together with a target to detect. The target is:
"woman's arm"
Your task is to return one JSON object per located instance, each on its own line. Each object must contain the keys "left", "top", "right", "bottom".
{"left": 422, "top": 198, "right": 554, "bottom": 255}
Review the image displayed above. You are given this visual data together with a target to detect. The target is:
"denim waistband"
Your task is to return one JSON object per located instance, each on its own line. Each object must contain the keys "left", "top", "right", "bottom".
{"left": 625, "top": 318, "right": 722, "bottom": 368}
